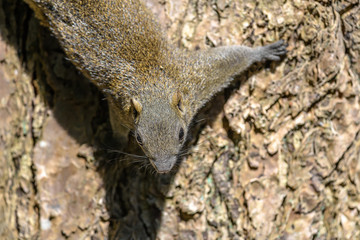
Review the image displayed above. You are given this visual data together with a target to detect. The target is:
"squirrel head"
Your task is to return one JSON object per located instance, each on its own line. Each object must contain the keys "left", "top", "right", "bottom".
{"left": 131, "top": 90, "right": 188, "bottom": 173}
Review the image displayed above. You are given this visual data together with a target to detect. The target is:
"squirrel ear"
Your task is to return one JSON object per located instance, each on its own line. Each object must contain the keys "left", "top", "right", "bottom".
{"left": 131, "top": 98, "right": 142, "bottom": 119}
{"left": 172, "top": 91, "right": 183, "bottom": 112}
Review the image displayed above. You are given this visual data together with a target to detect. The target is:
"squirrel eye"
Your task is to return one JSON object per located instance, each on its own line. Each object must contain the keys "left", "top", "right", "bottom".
{"left": 136, "top": 133, "right": 143, "bottom": 145}
{"left": 179, "top": 127, "right": 184, "bottom": 142}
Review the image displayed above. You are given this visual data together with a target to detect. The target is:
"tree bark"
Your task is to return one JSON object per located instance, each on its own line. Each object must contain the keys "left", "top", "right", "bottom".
{"left": 0, "top": 0, "right": 359, "bottom": 239}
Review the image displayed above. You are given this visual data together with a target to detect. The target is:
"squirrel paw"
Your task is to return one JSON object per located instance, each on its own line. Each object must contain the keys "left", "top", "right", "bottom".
{"left": 261, "top": 40, "right": 287, "bottom": 61}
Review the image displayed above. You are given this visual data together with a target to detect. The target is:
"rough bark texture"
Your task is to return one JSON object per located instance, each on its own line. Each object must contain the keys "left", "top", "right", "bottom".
{"left": 1, "top": 0, "right": 360, "bottom": 239}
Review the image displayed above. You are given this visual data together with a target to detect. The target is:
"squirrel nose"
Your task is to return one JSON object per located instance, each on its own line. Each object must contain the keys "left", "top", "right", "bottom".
{"left": 149, "top": 156, "right": 177, "bottom": 173}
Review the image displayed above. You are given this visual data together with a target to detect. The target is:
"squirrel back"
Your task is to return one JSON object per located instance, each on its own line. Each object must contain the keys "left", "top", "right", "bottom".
{"left": 25, "top": 0, "right": 177, "bottom": 95}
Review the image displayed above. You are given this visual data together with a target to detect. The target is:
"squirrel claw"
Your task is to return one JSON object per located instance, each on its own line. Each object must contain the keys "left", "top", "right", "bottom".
{"left": 262, "top": 40, "right": 287, "bottom": 61}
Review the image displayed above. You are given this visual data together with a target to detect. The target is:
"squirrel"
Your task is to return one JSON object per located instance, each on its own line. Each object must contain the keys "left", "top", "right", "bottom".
{"left": 24, "top": 0, "right": 287, "bottom": 173}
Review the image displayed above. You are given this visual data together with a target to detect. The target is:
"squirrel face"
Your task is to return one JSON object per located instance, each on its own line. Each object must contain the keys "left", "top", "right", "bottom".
{"left": 131, "top": 91, "right": 187, "bottom": 173}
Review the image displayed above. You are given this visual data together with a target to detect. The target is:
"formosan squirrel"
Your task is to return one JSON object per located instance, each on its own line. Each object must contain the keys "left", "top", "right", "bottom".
{"left": 24, "top": 0, "right": 287, "bottom": 173}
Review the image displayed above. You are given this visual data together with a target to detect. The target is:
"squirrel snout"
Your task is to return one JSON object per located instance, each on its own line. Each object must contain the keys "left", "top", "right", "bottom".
{"left": 149, "top": 156, "right": 177, "bottom": 173}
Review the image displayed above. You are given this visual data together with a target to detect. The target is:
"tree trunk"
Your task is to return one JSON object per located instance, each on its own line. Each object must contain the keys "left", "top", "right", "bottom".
{"left": 1, "top": 0, "right": 359, "bottom": 239}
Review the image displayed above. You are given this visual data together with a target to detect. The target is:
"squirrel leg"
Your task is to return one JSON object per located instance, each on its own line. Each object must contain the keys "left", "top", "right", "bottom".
{"left": 188, "top": 40, "right": 287, "bottom": 113}
{"left": 201, "top": 40, "right": 287, "bottom": 78}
